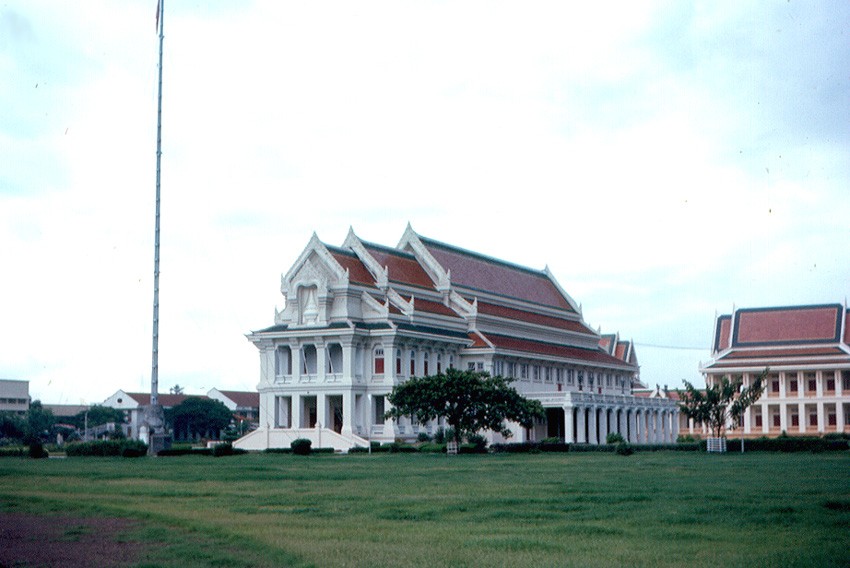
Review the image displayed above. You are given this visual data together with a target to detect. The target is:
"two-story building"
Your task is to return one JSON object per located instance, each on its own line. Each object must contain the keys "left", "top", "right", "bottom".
{"left": 235, "top": 225, "right": 678, "bottom": 451}
{"left": 700, "top": 303, "right": 850, "bottom": 437}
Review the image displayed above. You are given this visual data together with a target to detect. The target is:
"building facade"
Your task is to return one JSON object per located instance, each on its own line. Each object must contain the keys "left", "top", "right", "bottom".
{"left": 235, "top": 226, "right": 678, "bottom": 451}
{"left": 700, "top": 303, "right": 850, "bottom": 437}
{"left": 0, "top": 379, "right": 29, "bottom": 415}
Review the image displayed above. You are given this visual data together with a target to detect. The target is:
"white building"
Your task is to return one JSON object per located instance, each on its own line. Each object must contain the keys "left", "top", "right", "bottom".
{"left": 235, "top": 226, "right": 678, "bottom": 451}
{"left": 701, "top": 303, "right": 850, "bottom": 437}
{"left": 0, "top": 379, "right": 29, "bottom": 415}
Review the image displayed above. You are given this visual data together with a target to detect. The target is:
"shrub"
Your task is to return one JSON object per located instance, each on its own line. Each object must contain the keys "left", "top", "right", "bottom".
{"left": 0, "top": 446, "right": 25, "bottom": 458}
{"left": 433, "top": 427, "right": 446, "bottom": 444}
{"left": 211, "top": 443, "right": 247, "bottom": 457}
{"left": 606, "top": 432, "right": 625, "bottom": 444}
{"left": 29, "top": 441, "right": 48, "bottom": 459}
{"left": 291, "top": 438, "right": 312, "bottom": 455}
{"left": 65, "top": 440, "right": 147, "bottom": 457}
{"left": 466, "top": 433, "right": 488, "bottom": 451}
{"left": 417, "top": 432, "right": 431, "bottom": 443}
{"left": 616, "top": 442, "right": 634, "bottom": 456}
{"left": 418, "top": 442, "right": 447, "bottom": 453}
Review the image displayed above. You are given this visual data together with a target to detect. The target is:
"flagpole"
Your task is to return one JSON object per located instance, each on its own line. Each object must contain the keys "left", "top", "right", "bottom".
{"left": 147, "top": 0, "right": 167, "bottom": 455}
{"left": 152, "top": 0, "right": 164, "bottom": 408}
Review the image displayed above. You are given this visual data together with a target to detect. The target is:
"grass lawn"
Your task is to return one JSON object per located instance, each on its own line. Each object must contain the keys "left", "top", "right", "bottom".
{"left": 1, "top": 451, "right": 848, "bottom": 567}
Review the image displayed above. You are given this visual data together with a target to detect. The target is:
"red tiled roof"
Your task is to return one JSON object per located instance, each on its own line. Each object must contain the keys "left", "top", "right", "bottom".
{"left": 715, "top": 316, "right": 732, "bottom": 352}
{"left": 414, "top": 298, "right": 461, "bottom": 318}
{"left": 329, "top": 249, "right": 375, "bottom": 286}
{"left": 217, "top": 391, "right": 259, "bottom": 408}
{"left": 706, "top": 355, "right": 850, "bottom": 369}
{"left": 734, "top": 305, "right": 842, "bottom": 345}
{"left": 420, "top": 238, "right": 574, "bottom": 311}
{"left": 468, "top": 332, "right": 490, "bottom": 348}
{"left": 723, "top": 346, "right": 848, "bottom": 360}
{"left": 364, "top": 244, "right": 435, "bottom": 289}
{"left": 125, "top": 393, "right": 198, "bottom": 407}
{"left": 479, "top": 333, "right": 636, "bottom": 368}
{"left": 599, "top": 335, "right": 614, "bottom": 352}
{"left": 476, "top": 302, "right": 595, "bottom": 334}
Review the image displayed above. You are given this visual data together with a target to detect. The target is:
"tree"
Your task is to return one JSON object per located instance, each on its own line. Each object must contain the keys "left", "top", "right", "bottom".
{"left": 0, "top": 412, "right": 27, "bottom": 441}
{"left": 386, "top": 369, "right": 544, "bottom": 444}
{"left": 678, "top": 369, "right": 767, "bottom": 438}
{"left": 25, "top": 401, "right": 55, "bottom": 443}
{"left": 72, "top": 405, "right": 126, "bottom": 430}
{"left": 165, "top": 397, "right": 233, "bottom": 441}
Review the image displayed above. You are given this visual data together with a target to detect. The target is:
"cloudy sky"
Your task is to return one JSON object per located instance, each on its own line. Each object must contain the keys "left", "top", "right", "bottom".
{"left": 2, "top": 1, "right": 848, "bottom": 405}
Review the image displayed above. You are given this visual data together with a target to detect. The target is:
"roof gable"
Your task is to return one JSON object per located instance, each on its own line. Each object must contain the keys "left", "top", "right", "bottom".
{"left": 362, "top": 243, "right": 435, "bottom": 289}
{"left": 732, "top": 304, "right": 843, "bottom": 347}
{"left": 418, "top": 236, "right": 574, "bottom": 310}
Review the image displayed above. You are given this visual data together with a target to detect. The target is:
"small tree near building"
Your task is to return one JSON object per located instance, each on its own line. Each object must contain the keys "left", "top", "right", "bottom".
{"left": 678, "top": 369, "right": 767, "bottom": 438}
{"left": 386, "top": 369, "right": 544, "bottom": 444}
{"left": 166, "top": 397, "right": 233, "bottom": 441}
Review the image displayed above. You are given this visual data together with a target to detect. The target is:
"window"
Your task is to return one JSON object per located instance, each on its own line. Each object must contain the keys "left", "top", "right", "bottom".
{"left": 468, "top": 362, "right": 476, "bottom": 371}
{"left": 436, "top": 353, "right": 443, "bottom": 374}
{"left": 494, "top": 360, "right": 504, "bottom": 377}
{"left": 606, "top": 374, "right": 612, "bottom": 387}
{"left": 396, "top": 349, "right": 402, "bottom": 375}
{"left": 588, "top": 372, "right": 595, "bottom": 387}
{"left": 520, "top": 364, "right": 529, "bottom": 379}
{"left": 449, "top": 355, "right": 455, "bottom": 369}
{"left": 577, "top": 371, "right": 584, "bottom": 391}
{"left": 755, "top": 414, "right": 762, "bottom": 427}
{"left": 477, "top": 362, "right": 484, "bottom": 371}
{"left": 275, "top": 346, "right": 292, "bottom": 376}
{"left": 826, "top": 378, "right": 835, "bottom": 392}
{"left": 809, "top": 413, "right": 818, "bottom": 427}
{"left": 507, "top": 362, "right": 516, "bottom": 378}
{"left": 374, "top": 348, "right": 385, "bottom": 375}
{"left": 771, "top": 380, "right": 780, "bottom": 393}
{"left": 567, "top": 369, "right": 574, "bottom": 385}
{"left": 410, "top": 350, "right": 416, "bottom": 376}
{"left": 772, "top": 414, "right": 780, "bottom": 427}
{"left": 808, "top": 379, "right": 817, "bottom": 392}
{"left": 302, "top": 345, "right": 317, "bottom": 374}
{"left": 844, "top": 371, "right": 850, "bottom": 390}
{"left": 791, "top": 414, "right": 799, "bottom": 427}
{"left": 790, "top": 379, "right": 798, "bottom": 393}
{"left": 326, "top": 344, "right": 342, "bottom": 374}
{"left": 423, "top": 354, "right": 429, "bottom": 376}
{"left": 532, "top": 365, "right": 540, "bottom": 381}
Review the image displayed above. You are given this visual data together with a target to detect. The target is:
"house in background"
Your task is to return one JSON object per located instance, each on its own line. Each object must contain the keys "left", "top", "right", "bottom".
{"left": 207, "top": 389, "right": 260, "bottom": 424}
{"left": 0, "top": 379, "right": 29, "bottom": 415}
{"left": 700, "top": 303, "right": 850, "bottom": 437}
{"left": 101, "top": 389, "right": 259, "bottom": 441}
{"left": 235, "top": 225, "right": 678, "bottom": 452}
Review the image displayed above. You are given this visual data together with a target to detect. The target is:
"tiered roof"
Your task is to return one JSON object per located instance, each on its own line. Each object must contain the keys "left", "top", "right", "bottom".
{"left": 703, "top": 303, "right": 850, "bottom": 372}
{"left": 259, "top": 226, "right": 639, "bottom": 373}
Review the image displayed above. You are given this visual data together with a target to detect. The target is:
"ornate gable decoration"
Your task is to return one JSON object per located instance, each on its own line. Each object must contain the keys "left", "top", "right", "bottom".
{"left": 277, "top": 233, "right": 350, "bottom": 326}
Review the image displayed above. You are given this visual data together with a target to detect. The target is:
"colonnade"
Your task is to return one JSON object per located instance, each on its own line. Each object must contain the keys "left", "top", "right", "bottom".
{"left": 549, "top": 393, "right": 679, "bottom": 444}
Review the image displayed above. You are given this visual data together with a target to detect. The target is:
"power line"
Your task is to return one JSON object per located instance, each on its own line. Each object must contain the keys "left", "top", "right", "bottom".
{"left": 633, "top": 342, "right": 707, "bottom": 351}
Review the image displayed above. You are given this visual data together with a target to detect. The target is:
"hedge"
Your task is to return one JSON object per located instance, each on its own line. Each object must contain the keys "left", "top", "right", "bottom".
{"left": 65, "top": 440, "right": 147, "bottom": 457}
{"left": 716, "top": 437, "right": 849, "bottom": 453}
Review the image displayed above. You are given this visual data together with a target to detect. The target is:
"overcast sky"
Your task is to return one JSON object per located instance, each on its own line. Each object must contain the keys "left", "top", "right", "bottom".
{"left": 2, "top": 1, "right": 848, "bottom": 405}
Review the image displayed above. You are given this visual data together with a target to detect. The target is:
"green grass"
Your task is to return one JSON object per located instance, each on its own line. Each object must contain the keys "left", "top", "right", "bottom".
{"left": 0, "top": 452, "right": 848, "bottom": 567}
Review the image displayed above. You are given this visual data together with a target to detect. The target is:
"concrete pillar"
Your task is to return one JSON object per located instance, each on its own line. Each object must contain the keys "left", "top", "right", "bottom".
{"left": 564, "top": 406, "right": 574, "bottom": 443}
{"left": 640, "top": 410, "right": 649, "bottom": 444}
{"left": 588, "top": 407, "right": 598, "bottom": 444}
{"left": 342, "top": 390, "right": 355, "bottom": 436}
{"left": 291, "top": 341, "right": 302, "bottom": 382}
{"left": 817, "top": 402, "right": 825, "bottom": 433}
{"left": 798, "top": 402, "right": 806, "bottom": 434}
{"left": 671, "top": 409, "right": 679, "bottom": 441}
{"left": 292, "top": 394, "right": 302, "bottom": 429}
{"left": 761, "top": 403, "right": 770, "bottom": 435}
{"left": 837, "top": 402, "right": 845, "bottom": 433}
{"left": 599, "top": 407, "right": 609, "bottom": 444}
{"left": 576, "top": 406, "right": 586, "bottom": 443}
{"left": 628, "top": 409, "right": 637, "bottom": 443}
{"left": 317, "top": 341, "right": 326, "bottom": 382}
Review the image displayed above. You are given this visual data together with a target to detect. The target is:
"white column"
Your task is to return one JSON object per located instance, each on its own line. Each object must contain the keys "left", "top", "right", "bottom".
{"left": 292, "top": 394, "right": 303, "bottom": 429}
{"left": 817, "top": 402, "right": 825, "bottom": 433}
{"left": 661, "top": 410, "right": 669, "bottom": 443}
{"left": 317, "top": 392, "right": 328, "bottom": 430}
{"left": 342, "top": 341, "right": 355, "bottom": 383}
{"left": 564, "top": 406, "right": 574, "bottom": 443}
{"left": 779, "top": 402, "right": 788, "bottom": 433}
{"left": 743, "top": 406, "right": 752, "bottom": 434}
{"left": 798, "top": 402, "right": 806, "bottom": 434}
{"left": 599, "top": 407, "right": 609, "bottom": 444}
{"left": 641, "top": 410, "right": 649, "bottom": 443}
{"left": 761, "top": 403, "right": 770, "bottom": 435}
{"left": 342, "top": 390, "right": 355, "bottom": 436}
{"left": 837, "top": 402, "right": 845, "bottom": 433}
{"left": 588, "top": 407, "right": 598, "bottom": 444}
{"left": 628, "top": 409, "right": 637, "bottom": 443}
{"left": 576, "top": 406, "right": 586, "bottom": 443}
{"left": 671, "top": 409, "right": 679, "bottom": 441}
{"left": 291, "top": 341, "right": 302, "bottom": 382}
{"left": 317, "top": 341, "right": 327, "bottom": 382}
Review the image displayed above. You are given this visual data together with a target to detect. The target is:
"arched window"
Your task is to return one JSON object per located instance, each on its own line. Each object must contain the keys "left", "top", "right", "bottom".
{"left": 409, "top": 350, "right": 416, "bottom": 376}
{"left": 396, "top": 349, "right": 403, "bottom": 375}
{"left": 436, "top": 353, "right": 443, "bottom": 374}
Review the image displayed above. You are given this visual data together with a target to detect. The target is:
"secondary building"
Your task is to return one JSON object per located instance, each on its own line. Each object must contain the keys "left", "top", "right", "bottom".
{"left": 700, "top": 303, "right": 850, "bottom": 437}
{"left": 235, "top": 225, "right": 678, "bottom": 451}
